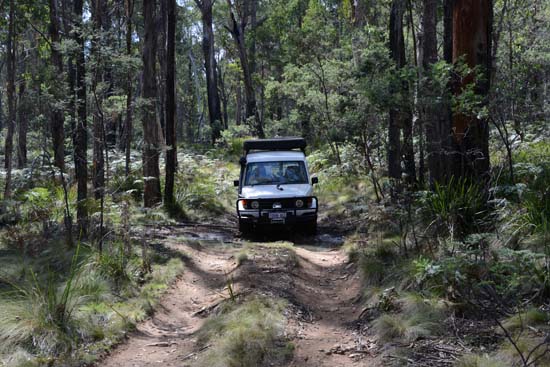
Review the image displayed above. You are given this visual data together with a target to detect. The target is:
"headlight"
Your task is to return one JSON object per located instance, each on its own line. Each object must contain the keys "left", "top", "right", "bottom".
{"left": 306, "top": 198, "right": 317, "bottom": 208}
{"left": 295, "top": 199, "right": 304, "bottom": 208}
{"left": 251, "top": 201, "right": 260, "bottom": 209}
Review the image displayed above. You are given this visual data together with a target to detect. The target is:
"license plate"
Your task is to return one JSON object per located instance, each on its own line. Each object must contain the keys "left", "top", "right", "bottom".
{"left": 269, "top": 212, "right": 287, "bottom": 221}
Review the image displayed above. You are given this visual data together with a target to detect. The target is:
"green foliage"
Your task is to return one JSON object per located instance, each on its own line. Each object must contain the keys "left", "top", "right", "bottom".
{"left": 217, "top": 126, "right": 254, "bottom": 159}
{"left": 412, "top": 247, "right": 550, "bottom": 303}
{"left": 95, "top": 242, "right": 137, "bottom": 288}
{"left": 197, "top": 297, "right": 292, "bottom": 367}
{"left": 420, "top": 177, "right": 488, "bottom": 240}
{"left": 173, "top": 153, "right": 234, "bottom": 219}
{"left": 109, "top": 172, "right": 144, "bottom": 202}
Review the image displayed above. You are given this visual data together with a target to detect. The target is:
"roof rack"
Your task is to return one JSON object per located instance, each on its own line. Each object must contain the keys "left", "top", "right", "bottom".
{"left": 243, "top": 138, "right": 307, "bottom": 155}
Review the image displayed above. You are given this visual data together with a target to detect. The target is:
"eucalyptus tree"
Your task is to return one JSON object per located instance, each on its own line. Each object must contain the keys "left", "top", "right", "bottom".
{"left": 450, "top": 0, "right": 493, "bottom": 180}
{"left": 195, "top": 0, "right": 223, "bottom": 143}
{"left": 142, "top": 0, "right": 162, "bottom": 207}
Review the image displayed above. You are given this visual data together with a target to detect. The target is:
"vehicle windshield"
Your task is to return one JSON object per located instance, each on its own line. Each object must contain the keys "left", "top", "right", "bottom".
{"left": 244, "top": 161, "right": 308, "bottom": 186}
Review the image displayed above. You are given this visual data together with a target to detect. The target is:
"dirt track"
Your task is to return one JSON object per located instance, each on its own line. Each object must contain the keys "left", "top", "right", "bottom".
{"left": 100, "top": 226, "right": 377, "bottom": 367}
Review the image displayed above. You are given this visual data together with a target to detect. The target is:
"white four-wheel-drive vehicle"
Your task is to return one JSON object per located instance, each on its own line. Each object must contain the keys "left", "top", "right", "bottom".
{"left": 234, "top": 138, "right": 318, "bottom": 234}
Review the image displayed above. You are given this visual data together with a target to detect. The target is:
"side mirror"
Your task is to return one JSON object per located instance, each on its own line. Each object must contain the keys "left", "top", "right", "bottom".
{"left": 311, "top": 177, "right": 318, "bottom": 185}
{"left": 234, "top": 180, "right": 240, "bottom": 187}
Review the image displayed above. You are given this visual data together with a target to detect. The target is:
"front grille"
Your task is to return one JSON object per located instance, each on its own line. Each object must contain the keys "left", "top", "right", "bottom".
{"left": 257, "top": 198, "right": 300, "bottom": 209}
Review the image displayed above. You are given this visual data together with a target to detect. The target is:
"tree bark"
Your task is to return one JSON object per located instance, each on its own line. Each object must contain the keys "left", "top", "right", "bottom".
{"left": 17, "top": 81, "right": 27, "bottom": 169}
{"left": 388, "top": 0, "right": 405, "bottom": 184}
{"left": 235, "top": 82, "right": 242, "bottom": 125}
{"left": 451, "top": 0, "right": 492, "bottom": 180}
{"left": 92, "top": 0, "right": 105, "bottom": 200}
{"left": 142, "top": 0, "right": 162, "bottom": 207}
{"left": 158, "top": 0, "right": 167, "bottom": 138}
{"left": 74, "top": 0, "right": 89, "bottom": 234}
{"left": 421, "top": 0, "right": 445, "bottom": 185}
{"left": 196, "top": 0, "right": 223, "bottom": 143}
{"left": 218, "top": 62, "right": 229, "bottom": 129}
{"left": 164, "top": 0, "right": 177, "bottom": 206}
{"left": 124, "top": 0, "right": 134, "bottom": 176}
{"left": 4, "top": 0, "right": 16, "bottom": 199}
{"left": 48, "top": 0, "right": 65, "bottom": 170}
{"left": 226, "top": 0, "right": 264, "bottom": 137}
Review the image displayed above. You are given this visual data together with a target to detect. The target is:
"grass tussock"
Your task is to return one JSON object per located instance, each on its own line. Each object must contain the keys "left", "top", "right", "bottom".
{"left": 236, "top": 250, "right": 250, "bottom": 266}
{"left": 359, "top": 240, "right": 399, "bottom": 286}
{"left": 456, "top": 354, "right": 503, "bottom": 367}
{"left": 373, "top": 293, "right": 448, "bottom": 343}
{"left": 502, "top": 307, "right": 550, "bottom": 332}
{"left": 0, "top": 245, "right": 184, "bottom": 365}
{"left": 458, "top": 335, "right": 550, "bottom": 367}
{"left": 197, "top": 297, "right": 293, "bottom": 367}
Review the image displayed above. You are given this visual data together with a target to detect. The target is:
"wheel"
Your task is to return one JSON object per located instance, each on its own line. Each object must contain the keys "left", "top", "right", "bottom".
{"left": 304, "top": 220, "right": 317, "bottom": 235}
{"left": 239, "top": 220, "right": 253, "bottom": 235}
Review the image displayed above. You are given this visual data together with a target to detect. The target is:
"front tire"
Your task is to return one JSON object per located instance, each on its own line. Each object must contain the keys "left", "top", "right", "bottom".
{"left": 304, "top": 220, "right": 317, "bottom": 235}
{"left": 239, "top": 220, "right": 253, "bottom": 235}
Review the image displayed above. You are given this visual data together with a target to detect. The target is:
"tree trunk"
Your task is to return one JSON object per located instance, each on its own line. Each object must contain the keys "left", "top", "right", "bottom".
{"left": 49, "top": 0, "right": 65, "bottom": 170}
{"left": 226, "top": 0, "right": 264, "bottom": 137}
{"left": 92, "top": 0, "right": 105, "bottom": 200}
{"left": 388, "top": 0, "right": 405, "bottom": 184}
{"left": 142, "top": 0, "right": 162, "bottom": 207}
{"left": 74, "top": 0, "right": 89, "bottom": 234}
{"left": 196, "top": 0, "right": 223, "bottom": 143}
{"left": 218, "top": 62, "right": 229, "bottom": 129}
{"left": 421, "top": 0, "right": 444, "bottom": 185}
{"left": 124, "top": 0, "right": 134, "bottom": 176}
{"left": 389, "top": 0, "right": 415, "bottom": 187}
{"left": 164, "top": 0, "right": 177, "bottom": 206}
{"left": 17, "top": 81, "right": 27, "bottom": 168}
{"left": 4, "top": 0, "right": 16, "bottom": 199}
{"left": 156, "top": 0, "right": 167, "bottom": 141}
{"left": 0, "top": 61, "right": 4, "bottom": 130}
{"left": 451, "top": 0, "right": 492, "bottom": 180}
{"left": 235, "top": 82, "right": 242, "bottom": 125}
{"left": 62, "top": 0, "right": 76, "bottom": 168}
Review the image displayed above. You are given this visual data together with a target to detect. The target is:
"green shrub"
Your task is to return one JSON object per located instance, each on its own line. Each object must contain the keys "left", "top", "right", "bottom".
{"left": 109, "top": 172, "right": 144, "bottom": 202}
{"left": 420, "top": 177, "right": 488, "bottom": 239}
{"left": 173, "top": 154, "right": 232, "bottom": 218}
{"left": 217, "top": 126, "right": 254, "bottom": 159}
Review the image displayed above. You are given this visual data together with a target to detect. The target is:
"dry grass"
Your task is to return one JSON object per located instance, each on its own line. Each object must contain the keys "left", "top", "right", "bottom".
{"left": 197, "top": 297, "right": 293, "bottom": 367}
{"left": 236, "top": 250, "right": 250, "bottom": 266}
{"left": 456, "top": 354, "right": 503, "bottom": 367}
{"left": 502, "top": 307, "right": 550, "bottom": 332}
{"left": 373, "top": 293, "right": 449, "bottom": 343}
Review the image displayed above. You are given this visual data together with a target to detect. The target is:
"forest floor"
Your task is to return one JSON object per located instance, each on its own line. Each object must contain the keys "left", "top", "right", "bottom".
{"left": 99, "top": 217, "right": 382, "bottom": 367}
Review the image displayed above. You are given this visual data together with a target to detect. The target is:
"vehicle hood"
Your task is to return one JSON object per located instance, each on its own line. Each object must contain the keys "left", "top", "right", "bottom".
{"left": 241, "top": 184, "right": 313, "bottom": 199}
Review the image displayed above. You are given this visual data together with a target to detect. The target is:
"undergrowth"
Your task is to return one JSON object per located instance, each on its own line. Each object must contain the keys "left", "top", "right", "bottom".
{"left": 0, "top": 241, "right": 184, "bottom": 367}
{"left": 357, "top": 142, "right": 550, "bottom": 364}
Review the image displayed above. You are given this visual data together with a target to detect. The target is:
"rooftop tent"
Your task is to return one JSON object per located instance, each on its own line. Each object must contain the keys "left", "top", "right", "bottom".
{"left": 243, "top": 138, "right": 307, "bottom": 154}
